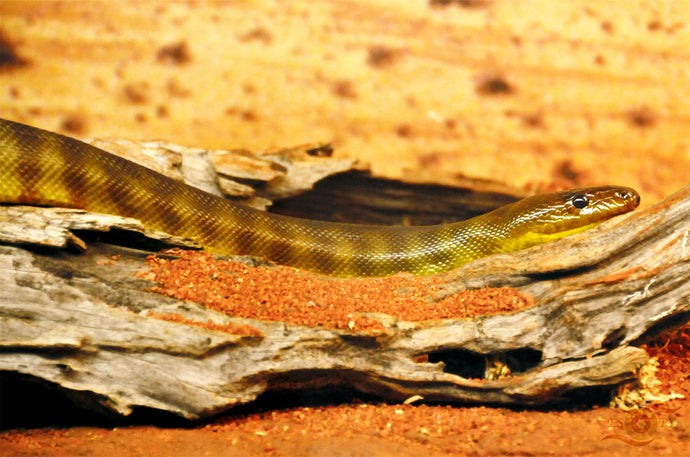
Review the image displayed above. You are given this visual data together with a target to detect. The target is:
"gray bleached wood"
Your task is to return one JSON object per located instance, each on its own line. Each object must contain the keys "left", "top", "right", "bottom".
{"left": 0, "top": 185, "right": 688, "bottom": 420}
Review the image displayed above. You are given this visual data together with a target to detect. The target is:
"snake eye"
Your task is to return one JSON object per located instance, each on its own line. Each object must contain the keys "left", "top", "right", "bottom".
{"left": 572, "top": 194, "right": 589, "bottom": 209}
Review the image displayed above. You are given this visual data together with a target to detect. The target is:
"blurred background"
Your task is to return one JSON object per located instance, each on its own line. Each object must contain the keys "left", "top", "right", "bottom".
{"left": 1, "top": 0, "right": 688, "bottom": 203}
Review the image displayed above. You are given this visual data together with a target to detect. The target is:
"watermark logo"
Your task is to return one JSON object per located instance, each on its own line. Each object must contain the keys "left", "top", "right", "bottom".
{"left": 601, "top": 407, "right": 678, "bottom": 446}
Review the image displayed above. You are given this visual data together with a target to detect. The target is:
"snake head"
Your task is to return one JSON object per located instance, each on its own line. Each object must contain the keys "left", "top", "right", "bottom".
{"left": 499, "top": 186, "right": 641, "bottom": 251}
{"left": 544, "top": 186, "right": 641, "bottom": 233}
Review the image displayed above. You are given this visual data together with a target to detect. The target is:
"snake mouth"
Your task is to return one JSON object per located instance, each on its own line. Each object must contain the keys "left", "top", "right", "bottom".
{"left": 578, "top": 187, "right": 640, "bottom": 222}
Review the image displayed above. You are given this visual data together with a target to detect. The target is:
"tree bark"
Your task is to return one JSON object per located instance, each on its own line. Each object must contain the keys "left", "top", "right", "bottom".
{"left": 1, "top": 183, "right": 688, "bottom": 420}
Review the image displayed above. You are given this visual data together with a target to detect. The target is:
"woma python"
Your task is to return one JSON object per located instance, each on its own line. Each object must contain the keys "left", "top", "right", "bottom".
{"left": 0, "top": 118, "right": 640, "bottom": 277}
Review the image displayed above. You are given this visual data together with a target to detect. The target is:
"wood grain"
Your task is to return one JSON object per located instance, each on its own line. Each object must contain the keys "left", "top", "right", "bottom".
{"left": 1, "top": 185, "right": 687, "bottom": 419}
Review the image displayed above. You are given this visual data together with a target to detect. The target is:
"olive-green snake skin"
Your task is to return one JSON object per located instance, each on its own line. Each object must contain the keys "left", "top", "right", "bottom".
{"left": 0, "top": 118, "right": 640, "bottom": 277}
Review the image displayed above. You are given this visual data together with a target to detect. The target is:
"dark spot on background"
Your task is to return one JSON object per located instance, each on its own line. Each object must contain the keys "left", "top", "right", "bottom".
{"left": 240, "top": 110, "right": 258, "bottom": 122}
{"left": 396, "top": 124, "right": 413, "bottom": 138}
{"left": 594, "top": 54, "right": 606, "bottom": 66}
{"left": 475, "top": 74, "right": 516, "bottom": 96}
{"left": 600, "top": 20, "right": 614, "bottom": 35}
{"left": 225, "top": 106, "right": 258, "bottom": 122}
{"left": 237, "top": 27, "right": 273, "bottom": 44}
{"left": 61, "top": 115, "right": 86, "bottom": 134}
{"left": 405, "top": 95, "right": 418, "bottom": 108}
{"left": 418, "top": 152, "right": 443, "bottom": 168}
{"left": 429, "top": 0, "right": 493, "bottom": 8}
{"left": 367, "top": 46, "right": 400, "bottom": 68}
{"left": 331, "top": 80, "right": 357, "bottom": 99}
{"left": 123, "top": 83, "right": 149, "bottom": 104}
{"left": 166, "top": 78, "right": 191, "bottom": 97}
{"left": 627, "top": 106, "right": 658, "bottom": 128}
{"left": 505, "top": 109, "right": 544, "bottom": 128}
{"left": 647, "top": 20, "right": 662, "bottom": 32}
{"left": 156, "top": 41, "right": 191, "bottom": 65}
{"left": 0, "top": 30, "right": 30, "bottom": 70}
{"left": 521, "top": 112, "right": 544, "bottom": 128}
{"left": 552, "top": 160, "right": 588, "bottom": 186}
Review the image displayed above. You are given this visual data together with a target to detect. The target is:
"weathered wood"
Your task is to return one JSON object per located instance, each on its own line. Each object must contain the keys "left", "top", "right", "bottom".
{"left": 0, "top": 185, "right": 688, "bottom": 420}
{"left": 85, "top": 138, "right": 355, "bottom": 210}
{"left": 0, "top": 206, "right": 200, "bottom": 251}
{"left": 83, "top": 137, "right": 520, "bottom": 223}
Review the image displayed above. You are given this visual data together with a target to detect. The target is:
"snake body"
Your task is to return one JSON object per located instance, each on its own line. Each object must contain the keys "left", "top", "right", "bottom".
{"left": 0, "top": 118, "right": 640, "bottom": 277}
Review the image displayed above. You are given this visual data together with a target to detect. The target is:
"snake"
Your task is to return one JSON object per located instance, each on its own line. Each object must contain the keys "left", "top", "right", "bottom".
{"left": 0, "top": 118, "right": 640, "bottom": 277}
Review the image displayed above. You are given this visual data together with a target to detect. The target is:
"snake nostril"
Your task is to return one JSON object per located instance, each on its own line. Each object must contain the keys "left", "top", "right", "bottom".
{"left": 621, "top": 190, "right": 640, "bottom": 206}
{"left": 619, "top": 190, "right": 632, "bottom": 200}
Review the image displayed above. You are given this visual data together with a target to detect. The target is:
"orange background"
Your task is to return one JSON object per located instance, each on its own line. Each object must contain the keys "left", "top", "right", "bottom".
{"left": 1, "top": 0, "right": 688, "bottom": 203}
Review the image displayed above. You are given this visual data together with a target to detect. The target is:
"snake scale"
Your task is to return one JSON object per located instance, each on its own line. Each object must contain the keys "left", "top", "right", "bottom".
{"left": 0, "top": 118, "right": 640, "bottom": 277}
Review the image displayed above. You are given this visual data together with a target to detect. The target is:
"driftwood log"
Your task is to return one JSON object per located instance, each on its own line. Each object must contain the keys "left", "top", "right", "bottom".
{"left": 0, "top": 142, "right": 688, "bottom": 420}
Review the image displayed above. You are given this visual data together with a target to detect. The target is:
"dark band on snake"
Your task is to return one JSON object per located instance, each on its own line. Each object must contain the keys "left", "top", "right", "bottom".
{"left": 0, "top": 118, "right": 640, "bottom": 277}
